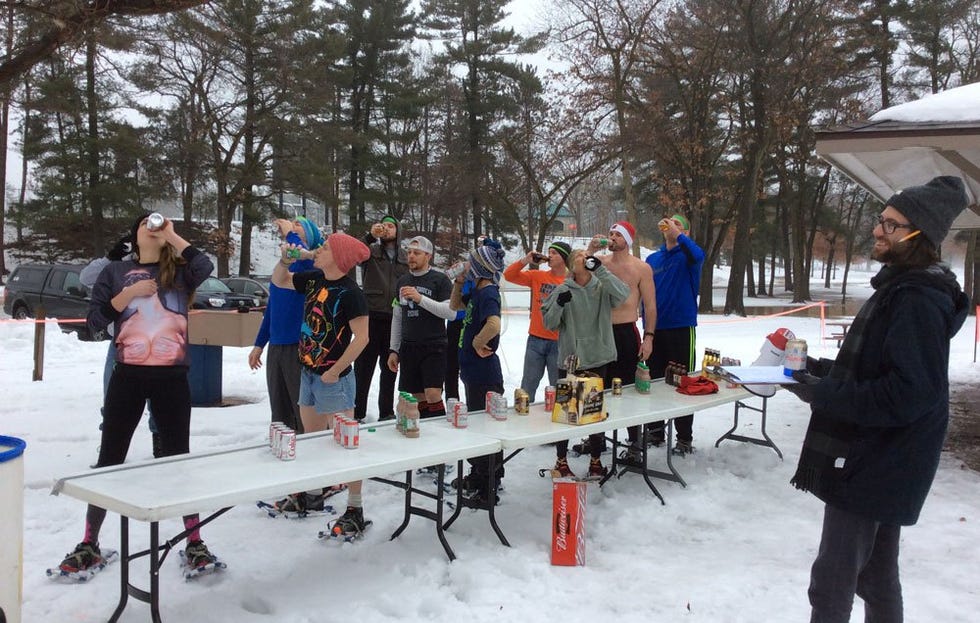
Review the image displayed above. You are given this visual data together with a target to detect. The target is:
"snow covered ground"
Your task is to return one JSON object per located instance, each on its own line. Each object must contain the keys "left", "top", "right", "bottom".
{"left": 2, "top": 266, "right": 979, "bottom": 622}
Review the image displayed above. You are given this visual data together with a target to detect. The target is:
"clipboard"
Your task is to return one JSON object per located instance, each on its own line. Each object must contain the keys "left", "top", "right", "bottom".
{"left": 717, "top": 365, "right": 797, "bottom": 385}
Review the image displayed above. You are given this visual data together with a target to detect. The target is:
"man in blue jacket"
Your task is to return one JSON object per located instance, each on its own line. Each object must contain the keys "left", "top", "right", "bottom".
{"left": 785, "top": 176, "right": 970, "bottom": 623}
{"left": 642, "top": 213, "right": 705, "bottom": 456}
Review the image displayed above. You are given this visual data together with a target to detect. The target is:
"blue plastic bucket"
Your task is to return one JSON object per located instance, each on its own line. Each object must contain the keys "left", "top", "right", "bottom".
{"left": 0, "top": 436, "right": 26, "bottom": 623}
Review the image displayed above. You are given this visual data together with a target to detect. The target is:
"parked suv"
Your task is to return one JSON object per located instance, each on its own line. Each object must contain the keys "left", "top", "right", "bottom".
{"left": 2, "top": 263, "right": 105, "bottom": 340}
{"left": 220, "top": 276, "right": 269, "bottom": 308}
{"left": 192, "top": 277, "right": 261, "bottom": 310}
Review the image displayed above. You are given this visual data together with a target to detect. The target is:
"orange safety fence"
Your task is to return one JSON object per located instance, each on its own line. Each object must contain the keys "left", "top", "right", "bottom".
{"left": 699, "top": 301, "right": 840, "bottom": 346}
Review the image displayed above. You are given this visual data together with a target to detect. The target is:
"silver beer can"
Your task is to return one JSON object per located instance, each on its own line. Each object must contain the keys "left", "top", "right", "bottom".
{"left": 279, "top": 430, "right": 296, "bottom": 461}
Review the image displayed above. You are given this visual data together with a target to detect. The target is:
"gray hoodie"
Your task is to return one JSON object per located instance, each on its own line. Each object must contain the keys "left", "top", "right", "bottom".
{"left": 540, "top": 264, "right": 629, "bottom": 370}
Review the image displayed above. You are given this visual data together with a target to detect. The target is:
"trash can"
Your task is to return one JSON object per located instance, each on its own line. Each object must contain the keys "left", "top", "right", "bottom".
{"left": 0, "top": 436, "right": 26, "bottom": 623}
{"left": 188, "top": 344, "right": 223, "bottom": 406}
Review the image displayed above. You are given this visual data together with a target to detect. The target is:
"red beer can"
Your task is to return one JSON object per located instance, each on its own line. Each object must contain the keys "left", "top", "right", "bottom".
{"left": 453, "top": 403, "right": 469, "bottom": 428}
{"left": 544, "top": 386, "right": 556, "bottom": 412}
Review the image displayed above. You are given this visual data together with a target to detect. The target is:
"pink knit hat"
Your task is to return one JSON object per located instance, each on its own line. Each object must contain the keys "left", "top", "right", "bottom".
{"left": 327, "top": 232, "right": 370, "bottom": 274}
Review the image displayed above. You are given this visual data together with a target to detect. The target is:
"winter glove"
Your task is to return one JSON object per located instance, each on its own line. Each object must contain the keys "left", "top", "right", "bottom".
{"left": 584, "top": 256, "right": 601, "bottom": 272}
{"left": 782, "top": 369, "right": 820, "bottom": 403}
{"left": 556, "top": 291, "right": 572, "bottom": 307}
{"left": 107, "top": 236, "right": 133, "bottom": 261}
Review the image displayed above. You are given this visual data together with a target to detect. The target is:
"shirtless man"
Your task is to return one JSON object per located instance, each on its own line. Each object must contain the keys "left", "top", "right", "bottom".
{"left": 572, "top": 221, "right": 656, "bottom": 456}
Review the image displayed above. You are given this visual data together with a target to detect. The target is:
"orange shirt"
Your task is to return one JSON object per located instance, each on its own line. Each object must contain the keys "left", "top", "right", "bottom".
{"left": 503, "top": 260, "right": 565, "bottom": 340}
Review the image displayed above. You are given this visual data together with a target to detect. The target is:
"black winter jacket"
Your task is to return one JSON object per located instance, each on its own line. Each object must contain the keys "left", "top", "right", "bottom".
{"left": 805, "top": 265, "right": 969, "bottom": 525}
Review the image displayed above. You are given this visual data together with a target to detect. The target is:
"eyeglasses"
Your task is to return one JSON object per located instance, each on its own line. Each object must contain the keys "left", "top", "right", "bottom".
{"left": 876, "top": 216, "right": 914, "bottom": 235}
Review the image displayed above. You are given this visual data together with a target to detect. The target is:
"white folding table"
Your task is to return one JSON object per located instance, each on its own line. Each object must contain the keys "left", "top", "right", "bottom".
{"left": 434, "top": 379, "right": 751, "bottom": 505}
{"left": 52, "top": 424, "right": 502, "bottom": 622}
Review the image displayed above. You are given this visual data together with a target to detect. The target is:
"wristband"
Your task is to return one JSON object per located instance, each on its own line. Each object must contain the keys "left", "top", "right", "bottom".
{"left": 643, "top": 331, "right": 655, "bottom": 338}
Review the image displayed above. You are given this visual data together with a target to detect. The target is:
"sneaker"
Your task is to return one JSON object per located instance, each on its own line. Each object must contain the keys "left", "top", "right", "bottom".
{"left": 274, "top": 492, "right": 313, "bottom": 513}
{"left": 59, "top": 541, "right": 102, "bottom": 573}
{"left": 451, "top": 472, "right": 480, "bottom": 493}
{"left": 553, "top": 457, "right": 576, "bottom": 478}
{"left": 619, "top": 442, "right": 644, "bottom": 466}
{"left": 332, "top": 506, "right": 367, "bottom": 536}
{"left": 588, "top": 458, "right": 607, "bottom": 478}
{"left": 572, "top": 437, "right": 608, "bottom": 455}
{"left": 672, "top": 440, "right": 694, "bottom": 456}
{"left": 184, "top": 539, "right": 216, "bottom": 569}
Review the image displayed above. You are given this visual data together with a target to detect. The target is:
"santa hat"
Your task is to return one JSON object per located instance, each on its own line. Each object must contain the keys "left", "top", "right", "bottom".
{"left": 610, "top": 221, "right": 635, "bottom": 248}
{"left": 746, "top": 328, "right": 796, "bottom": 396}
{"left": 766, "top": 328, "right": 794, "bottom": 351}
{"left": 327, "top": 232, "right": 370, "bottom": 274}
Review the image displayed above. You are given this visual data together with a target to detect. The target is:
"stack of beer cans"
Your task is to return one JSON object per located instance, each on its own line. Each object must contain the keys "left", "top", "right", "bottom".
{"left": 332, "top": 415, "right": 360, "bottom": 449}
{"left": 269, "top": 423, "right": 296, "bottom": 461}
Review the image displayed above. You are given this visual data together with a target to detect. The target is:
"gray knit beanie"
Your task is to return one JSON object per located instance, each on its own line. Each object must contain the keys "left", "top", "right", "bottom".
{"left": 885, "top": 176, "right": 968, "bottom": 247}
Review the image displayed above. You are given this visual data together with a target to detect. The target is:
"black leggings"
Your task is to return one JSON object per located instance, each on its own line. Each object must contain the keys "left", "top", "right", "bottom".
{"left": 87, "top": 363, "right": 196, "bottom": 543}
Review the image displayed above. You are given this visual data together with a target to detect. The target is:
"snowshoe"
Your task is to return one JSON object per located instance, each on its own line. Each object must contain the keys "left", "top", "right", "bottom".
{"left": 179, "top": 540, "right": 226, "bottom": 580}
{"left": 47, "top": 543, "right": 118, "bottom": 583}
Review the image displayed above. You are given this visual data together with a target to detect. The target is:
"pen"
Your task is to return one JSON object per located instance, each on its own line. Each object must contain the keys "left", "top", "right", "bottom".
{"left": 898, "top": 230, "right": 921, "bottom": 242}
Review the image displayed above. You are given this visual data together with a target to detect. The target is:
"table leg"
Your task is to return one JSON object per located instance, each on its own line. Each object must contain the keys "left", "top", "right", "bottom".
{"left": 485, "top": 452, "right": 510, "bottom": 547}
{"left": 108, "top": 517, "right": 130, "bottom": 622}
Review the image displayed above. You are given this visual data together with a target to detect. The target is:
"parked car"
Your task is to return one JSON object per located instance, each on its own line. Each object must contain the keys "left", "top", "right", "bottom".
{"left": 220, "top": 276, "right": 269, "bottom": 308}
{"left": 192, "top": 277, "right": 261, "bottom": 310}
{"left": 1, "top": 263, "right": 106, "bottom": 340}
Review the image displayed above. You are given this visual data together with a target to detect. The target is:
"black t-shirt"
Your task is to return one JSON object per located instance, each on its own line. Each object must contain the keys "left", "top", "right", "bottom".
{"left": 292, "top": 271, "right": 368, "bottom": 375}
{"left": 395, "top": 269, "right": 453, "bottom": 344}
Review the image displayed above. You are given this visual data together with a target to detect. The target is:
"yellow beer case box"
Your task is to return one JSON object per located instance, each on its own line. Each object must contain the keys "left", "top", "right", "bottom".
{"left": 551, "top": 374, "right": 606, "bottom": 425}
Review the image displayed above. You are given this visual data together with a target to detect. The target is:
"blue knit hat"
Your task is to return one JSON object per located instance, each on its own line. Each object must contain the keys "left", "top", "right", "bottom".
{"left": 468, "top": 245, "right": 505, "bottom": 284}
{"left": 295, "top": 216, "right": 324, "bottom": 250}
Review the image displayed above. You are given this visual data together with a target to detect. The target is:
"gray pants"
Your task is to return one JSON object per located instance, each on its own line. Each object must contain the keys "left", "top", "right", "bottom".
{"left": 266, "top": 343, "right": 303, "bottom": 433}
{"left": 809, "top": 504, "right": 903, "bottom": 623}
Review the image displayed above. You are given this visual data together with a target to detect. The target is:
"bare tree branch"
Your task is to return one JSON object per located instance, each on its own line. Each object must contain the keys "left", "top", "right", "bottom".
{"left": 0, "top": 1, "right": 210, "bottom": 87}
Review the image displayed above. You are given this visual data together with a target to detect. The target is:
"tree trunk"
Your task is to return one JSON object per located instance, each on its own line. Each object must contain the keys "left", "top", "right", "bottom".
{"left": 85, "top": 32, "right": 104, "bottom": 255}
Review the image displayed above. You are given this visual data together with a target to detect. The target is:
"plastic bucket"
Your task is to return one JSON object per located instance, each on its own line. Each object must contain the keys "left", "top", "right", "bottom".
{"left": 0, "top": 436, "right": 26, "bottom": 623}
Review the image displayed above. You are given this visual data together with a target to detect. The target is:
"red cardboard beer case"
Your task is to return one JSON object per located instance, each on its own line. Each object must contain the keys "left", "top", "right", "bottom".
{"left": 551, "top": 478, "right": 587, "bottom": 566}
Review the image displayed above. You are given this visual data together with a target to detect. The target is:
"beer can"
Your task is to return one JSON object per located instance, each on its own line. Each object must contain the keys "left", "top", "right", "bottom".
{"left": 146, "top": 212, "right": 165, "bottom": 231}
{"left": 612, "top": 377, "right": 623, "bottom": 396}
{"left": 272, "top": 425, "right": 284, "bottom": 455}
{"left": 333, "top": 415, "right": 344, "bottom": 445}
{"left": 446, "top": 398, "right": 459, "bottom": 422}
{"left": 544, "top": 386, "right": 556, "bottom": 412}
{"left": 784, "top": 338, "right": 808, "bottom": 376}
{"left": 342, "top": 419, "right": 359, "bottom": 449}
{"left": 445, "top": 262, "right": 468, "bottom": 281}
{"left": 453, "top": 403, "right": 469, "bottom": 428}
{"left": 514, "top": 389, "right": 529, "bottom": 415}
{"left": 492, "top": 393, "right": 508, "bottom": 420}
{"left": 279, "top": 430, "right": 296, "bottom": 461}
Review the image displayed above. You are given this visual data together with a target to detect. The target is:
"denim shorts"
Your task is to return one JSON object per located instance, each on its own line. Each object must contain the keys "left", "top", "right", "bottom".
{"left": 299, "top": 367, "right": 356, "bottom": 414}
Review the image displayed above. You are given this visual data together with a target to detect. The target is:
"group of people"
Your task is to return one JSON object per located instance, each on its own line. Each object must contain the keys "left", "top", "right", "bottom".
{"left": 56, "top": 176, "right": 972, "bottom": 623}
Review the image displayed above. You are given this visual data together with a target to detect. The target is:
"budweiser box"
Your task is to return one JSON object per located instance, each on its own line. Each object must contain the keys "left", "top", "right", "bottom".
{"left": 551, "top": 478, "right": 587, "bottom": 566}
{"left": 551, "top": 374, "right": 606, "bottom": 425}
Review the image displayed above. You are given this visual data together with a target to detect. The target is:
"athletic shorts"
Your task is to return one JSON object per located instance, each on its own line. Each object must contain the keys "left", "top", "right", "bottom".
{"left": 397, "top": 342, "right": 447, "bottom": 393}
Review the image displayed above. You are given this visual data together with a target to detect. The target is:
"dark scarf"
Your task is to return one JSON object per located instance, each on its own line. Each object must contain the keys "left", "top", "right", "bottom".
{"left": 789, "top": 264, "right": 952, "bottom": 493}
